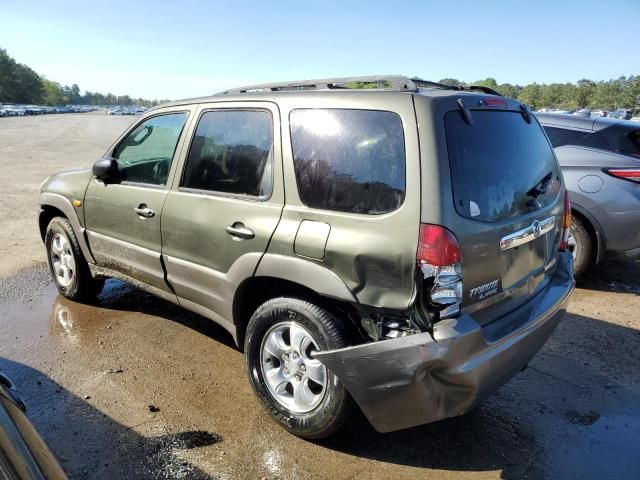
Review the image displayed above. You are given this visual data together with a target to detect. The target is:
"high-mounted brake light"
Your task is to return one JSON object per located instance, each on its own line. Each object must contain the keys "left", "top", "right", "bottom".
{"left": 604, "top": 168, "right": 640, "bottom": 183}
{"left": 417, "top": 225, "right": 463, "bottom": 318}
{"left": 483, "top": 97, "right": 508, "bottom": 108}
{"left": 559, "top": 191, "right": 572, "bottom": 251}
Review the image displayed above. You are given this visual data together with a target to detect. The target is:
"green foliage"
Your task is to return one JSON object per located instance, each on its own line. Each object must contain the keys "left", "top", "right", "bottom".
{"left": 42, "top": 78, "right": 67, "bottom": 105}
{"left": 420, "top": 75, "right": 640, "bottom": 112}
{"left": 0, "top": 47, "right": 163, "bottom": 106}
{"left": 437, "top": 78, "right": 464, "bottom": 87}
{"left": 0, "top": 48, "right": 43, "bottom": 103}
{"left": 343, "top": 80, "right": 393, "bottom": 89}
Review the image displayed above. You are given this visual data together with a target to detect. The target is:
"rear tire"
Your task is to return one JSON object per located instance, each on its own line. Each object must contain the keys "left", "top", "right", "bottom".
{"left": 569, "top": 215, "right": 593, "bottom": 277}
{"left": 45, "top": 217, "right": 104, "bottom": 301}
{"left": 244, "top": 297, "right": 352, "bottom": 439}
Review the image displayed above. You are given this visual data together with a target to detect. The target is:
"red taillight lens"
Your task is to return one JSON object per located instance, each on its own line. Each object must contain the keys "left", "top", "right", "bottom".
{"left": 417, "top": 225, "right": 461, "bottom": 267}
{"left": 605, "top": 168, "right": 640, "bottom": 183}
{"left": 560, "top": 191, "right": 571, "bottom": 251}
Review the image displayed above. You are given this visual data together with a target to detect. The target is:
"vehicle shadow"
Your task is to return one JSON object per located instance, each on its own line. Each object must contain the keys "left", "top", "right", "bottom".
{"left": 94, "top": 278, "right": 238, "bottom": 349}
{"left": 577, "top": 259, "right": 640, "bottom": 295}
{"left": 0, "top": 358, "right": 221, "bottom": 480}
{"left": 36, "top": 268, "right": 640, "bottom": 479}
{"left": 317, "top": 310, "right": 640, "bottom": 480}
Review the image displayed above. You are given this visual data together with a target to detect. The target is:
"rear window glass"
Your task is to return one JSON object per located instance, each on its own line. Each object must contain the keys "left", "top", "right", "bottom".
{"left": 446, "top": 111, "right": 561, "bottom": 223}
{"left": 290, "top": 109, "right": 405, "bottom": 214}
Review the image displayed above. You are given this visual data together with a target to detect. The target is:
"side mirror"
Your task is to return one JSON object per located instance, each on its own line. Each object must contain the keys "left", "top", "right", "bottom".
{"left": 92, "top": 158, "right": 119, "bottom": 183}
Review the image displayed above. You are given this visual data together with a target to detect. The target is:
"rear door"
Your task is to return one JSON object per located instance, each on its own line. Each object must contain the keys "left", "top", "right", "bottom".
{"left": 439, "top": 104, "right": 565, "bottom": 324}
{"left": 160, "top": 102, "right": 283, "bottom": 328}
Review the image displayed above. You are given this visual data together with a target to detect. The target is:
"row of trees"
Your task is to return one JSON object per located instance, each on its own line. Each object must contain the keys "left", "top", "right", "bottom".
{"left": 434, "top": 76, "right": 640, "bottom": 112}
{"left": 2, "top": 46, "right": 638, "bottom": 112}
{"left": 1, "top": 48, "right": 164, "bottom": 107}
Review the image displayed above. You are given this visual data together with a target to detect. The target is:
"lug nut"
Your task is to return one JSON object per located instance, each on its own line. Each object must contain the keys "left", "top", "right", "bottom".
{"left": 300, "top": 365, "right": 306, "bottom": 372}
{"left": 293, "top": 352, "right": 299, "bottom": 359}
{"left": 294, "top": 374, "right": 301, "bottom": 381}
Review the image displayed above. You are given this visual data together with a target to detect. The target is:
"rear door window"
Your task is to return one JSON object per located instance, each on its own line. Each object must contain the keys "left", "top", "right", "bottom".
{"left": 445, "top": 111, "right": 561, "bottom": 223}
{"left": 290, "top": 109, "right": 405, "bottom": 214}
{"left": 543, "top": 126, "right": 589, "bottom": 148}
{"left": 181, "top": 110, "right": 273, "bottom": 197}
{"left": 576, "top": 124, "right": 640, "bottom": 158}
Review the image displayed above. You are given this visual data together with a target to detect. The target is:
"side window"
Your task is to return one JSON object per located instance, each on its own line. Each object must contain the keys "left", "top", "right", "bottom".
{"left": 290, "top": 109, "right": 406, "bottom": 214}
{"left": 543, "top": 126, "right": 588, "bottom": 148}
{"left": 575, "top": 124, "right": 640, "bottom": 157}
{"left": 113, "top": 112, "right": 188, "bottom": 186}
{"left": 181, "top": 110, "right": 273, "bottom": 197}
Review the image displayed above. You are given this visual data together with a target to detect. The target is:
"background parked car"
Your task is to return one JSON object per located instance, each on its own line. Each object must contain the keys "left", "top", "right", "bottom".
{"left": 609, "top": 109, "right": 633, "bottom": 120}
{"left": 537, "top": 113, "right": 640, "bottom": 275}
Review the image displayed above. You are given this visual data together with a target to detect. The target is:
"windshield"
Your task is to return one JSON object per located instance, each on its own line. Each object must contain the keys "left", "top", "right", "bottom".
{"left": 445, "top": 110, "right": 561, "bottom": 223}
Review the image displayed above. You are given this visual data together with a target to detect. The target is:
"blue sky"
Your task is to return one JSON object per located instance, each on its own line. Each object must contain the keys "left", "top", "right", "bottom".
{"left": 1, "top": 0, "right": 639, "bottom": 100}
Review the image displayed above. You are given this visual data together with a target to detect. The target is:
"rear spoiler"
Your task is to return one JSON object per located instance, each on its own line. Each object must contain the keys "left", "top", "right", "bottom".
{"left": 411, "top": 79, "right": 502, "bottom": 96}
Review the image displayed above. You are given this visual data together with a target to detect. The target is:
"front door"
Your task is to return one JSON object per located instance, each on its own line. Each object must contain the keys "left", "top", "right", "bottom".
{"left": 160, "top": 103, "right": 284, "bottom": 326}
{"left": 84, "top": 109, "right": 191, "bottom": 291}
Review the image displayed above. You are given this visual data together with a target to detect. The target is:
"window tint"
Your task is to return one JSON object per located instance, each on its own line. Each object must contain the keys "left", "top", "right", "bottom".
{"left": 113, "top": 112, "right": 188, "bottom": 185}
{"left": 575, "top": 124, "right": 640, "bottom": 157}
{"left": 543, "top": 126, "right": 588, "bottom": 148}
{"left": 181, "top": 110, "right": 273, "bottom": 197}
{"left": 290, "top": 109, "right": 405, "bottom": 214}
{"left": 446, "top": 111, "right": 561, "bottom": 223}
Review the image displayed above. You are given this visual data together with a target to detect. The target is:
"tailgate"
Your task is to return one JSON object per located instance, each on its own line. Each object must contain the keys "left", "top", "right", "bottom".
{"left": 443, "top": 107, "right": 565, "bottom": 325}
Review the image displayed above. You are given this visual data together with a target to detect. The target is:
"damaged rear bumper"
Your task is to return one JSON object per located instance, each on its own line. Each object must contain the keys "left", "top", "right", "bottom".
{"left": 315, "top": 252, "right": 575, "bottom": 433}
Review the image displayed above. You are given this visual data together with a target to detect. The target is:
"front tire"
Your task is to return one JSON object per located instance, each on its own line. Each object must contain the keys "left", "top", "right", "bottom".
{"left": 245, "top": 297, "right": 352, "bottom": 439}
{"left": 45, "top": 217, "right": 104, "bottom": 301}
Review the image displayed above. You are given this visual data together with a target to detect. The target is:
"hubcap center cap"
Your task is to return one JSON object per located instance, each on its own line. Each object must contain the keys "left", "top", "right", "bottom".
{"left": 284, "top": 355, "right": 304, "bottom": 376}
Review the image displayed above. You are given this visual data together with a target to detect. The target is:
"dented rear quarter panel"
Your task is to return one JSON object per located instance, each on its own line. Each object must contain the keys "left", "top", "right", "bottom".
{"left": 265, "top": 92, "right": 422, "bottom": 310}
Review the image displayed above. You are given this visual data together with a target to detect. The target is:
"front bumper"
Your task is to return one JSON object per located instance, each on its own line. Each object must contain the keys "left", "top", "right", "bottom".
{"left": 316, "top": 252, "right": 575, "bottom": 433}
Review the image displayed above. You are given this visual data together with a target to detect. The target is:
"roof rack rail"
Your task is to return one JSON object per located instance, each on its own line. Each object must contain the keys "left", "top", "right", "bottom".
{"left": 219, "top": 75, "right": 417, "bottom": 94}
{"left": 218, "top": 75, "right": 502, "bottom": 96}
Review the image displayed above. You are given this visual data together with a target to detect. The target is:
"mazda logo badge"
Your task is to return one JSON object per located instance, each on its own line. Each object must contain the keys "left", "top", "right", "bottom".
{"left": 532, "top": 220, "right": 542, "bottom": 238}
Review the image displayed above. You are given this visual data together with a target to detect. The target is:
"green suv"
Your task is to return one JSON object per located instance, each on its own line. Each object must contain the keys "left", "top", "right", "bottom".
{"left": 38, "top": 76, "right": 575, "bottom": 438}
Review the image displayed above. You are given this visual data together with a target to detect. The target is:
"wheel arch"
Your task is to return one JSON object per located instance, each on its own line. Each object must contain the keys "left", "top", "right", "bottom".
{"left": 38, "top": 193, "right": 95, "bottom": 263}
{"left": 39, "top": 205, "right": 66, "bottom": 241}
{"left": 232, "top": 275, "right": 364, "bottom": 351}
{"left": 571, "top": 203, "right": 606, "bottom": 265}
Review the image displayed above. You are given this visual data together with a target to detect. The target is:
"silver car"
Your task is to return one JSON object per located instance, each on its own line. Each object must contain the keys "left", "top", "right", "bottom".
{"left": 538, "top": 113, "right": 640, "bottom": 275}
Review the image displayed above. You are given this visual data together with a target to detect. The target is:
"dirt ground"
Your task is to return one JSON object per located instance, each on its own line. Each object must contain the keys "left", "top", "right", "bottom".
{"left": 1, "top": 114, "right": 639, "bottom": 479}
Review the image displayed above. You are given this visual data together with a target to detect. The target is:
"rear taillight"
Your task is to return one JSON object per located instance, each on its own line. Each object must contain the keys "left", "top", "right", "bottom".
{"left": 604, "top": 168, "right": 640, "bottom": 183}
{"left": 559, "top": 191, "right": 572, "bottom": 251}
{"left": 417, "top": 225, "right": 463, "bottom": 318}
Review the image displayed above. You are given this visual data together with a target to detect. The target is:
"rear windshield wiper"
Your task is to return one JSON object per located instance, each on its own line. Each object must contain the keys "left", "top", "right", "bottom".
{"left": 526, "top": 171, "right": 554, "bottom": 198}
